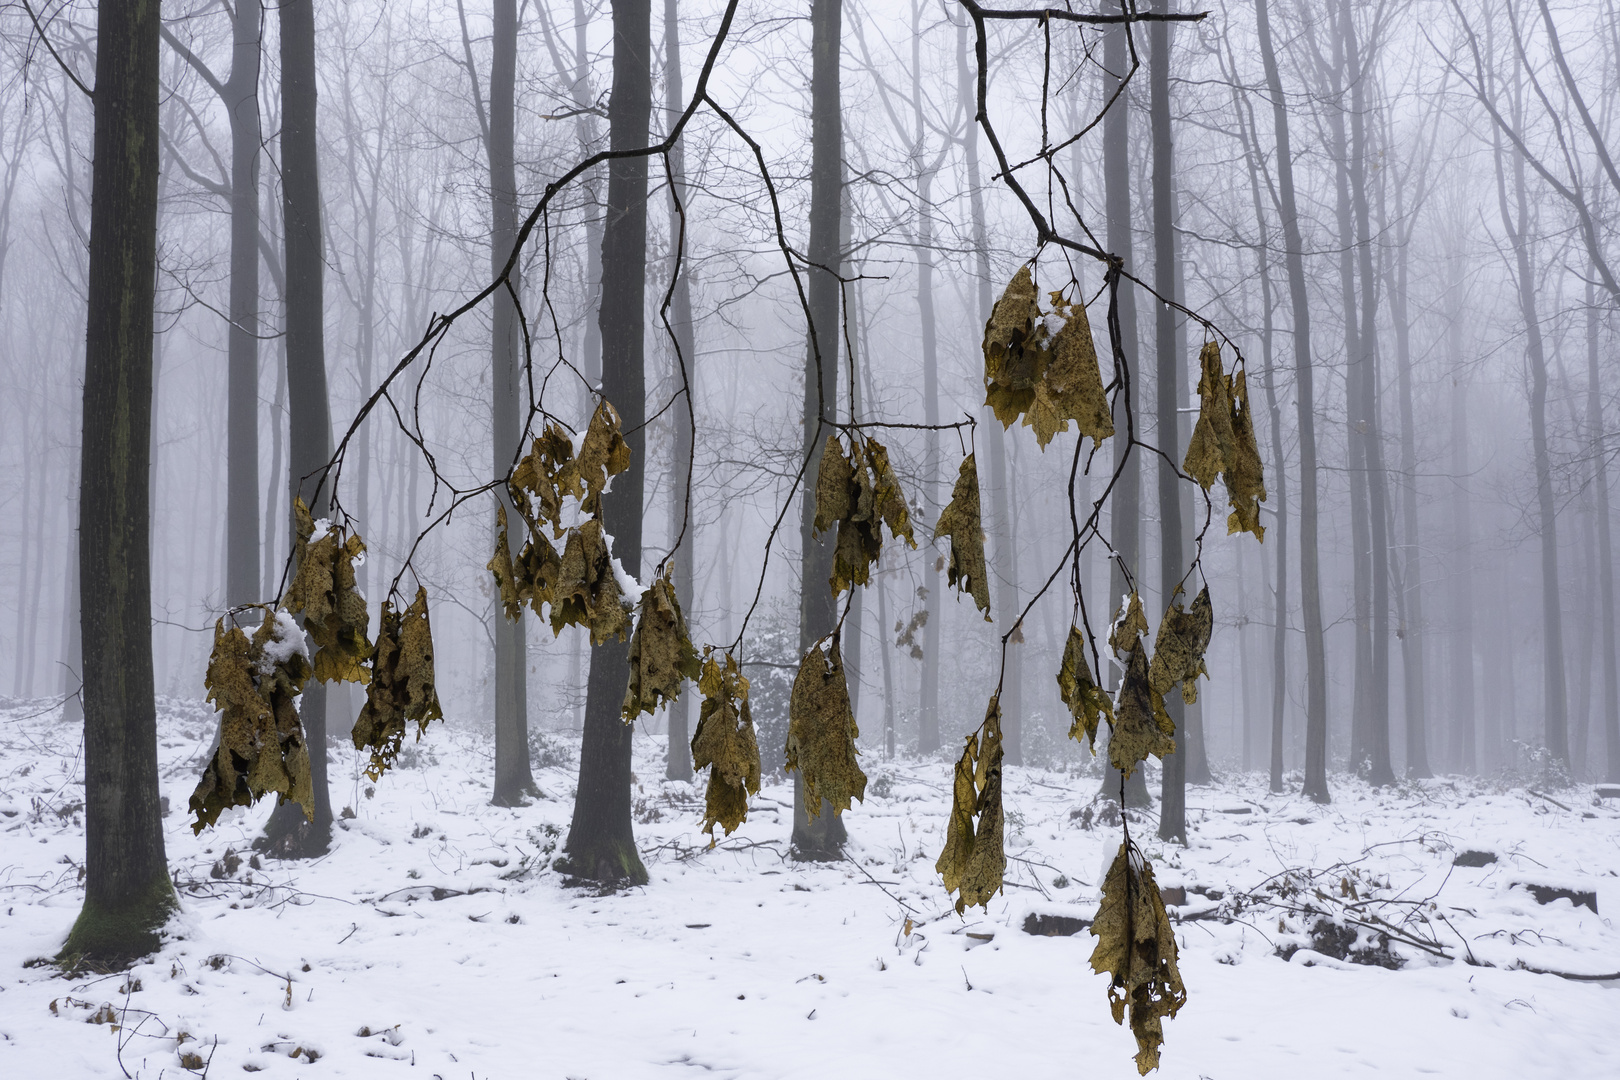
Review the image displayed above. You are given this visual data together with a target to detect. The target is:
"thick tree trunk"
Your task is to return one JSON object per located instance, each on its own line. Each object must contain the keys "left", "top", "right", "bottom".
{"left": 1257, "top": 0, "right": 1329, "bottom": 802}
{"left": 264, "top": 0, "right": 336, "bottom": 856}
{"left": 793, "top": 0, "right": 847, "bottom": 859}
{"left": 489, "top": 0, "right": 538, "bottom": 806}
{"left": 1151, "top": 5, "right": 1185, "bottom": 842}
{"left": 226, "top": 0, "right": 263, "bottom": 607}
{"left": 564, "top": 0, "right": 653, "bottom": 884}
{"left": 63, "top": 0, "right": 176, "bottom": 967}
{"left": 663, "top": 0, "right": 697, "bottom": 783}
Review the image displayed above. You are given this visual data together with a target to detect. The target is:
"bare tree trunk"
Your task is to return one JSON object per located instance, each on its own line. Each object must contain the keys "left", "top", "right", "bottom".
{"left": 1343, "top": 3, "right": 1394, "bottom": 784}
{"left": 1151, "top": 2, "right": 1186, "bottom": 842}
{"left": 483, "top": 0, "right": 538, "bottom": 806}
{"left": 663, "top": 0, "right": 697, "bottom": 783}
{"left": 1100, "top": 0, "right": 1149, "bottom": 807}
{"left": 1382, "top": 175, "right": 1430, "bottom": 777}
{"left": 792, "top": 0, "right": 847, "bottom": 859}
{"left": 1257, "top": 0, "right": 1329, "bottom": 802}
{"left": 958, "top": 16, "right": 1021, "bottom": 777}
{"left": 264, "top": 0, "right": 335, "bottom": 856}
{"left": 1588, "top": 278, "right": 1620, "bottom": 781}
{"left": 225, "top": 1, "right": 263, "bottom": 606}
{"left": 63, "top": 0, "right": 176, "bottom": 967}
{"left": 1493, "top": 113, "right": 1569, "bottom": 766}
{"left": 564, "top": 0, "right": 653, "bottom": 884}
{"left": 1443, "top": 243, "right": 1476, "bottom": 772}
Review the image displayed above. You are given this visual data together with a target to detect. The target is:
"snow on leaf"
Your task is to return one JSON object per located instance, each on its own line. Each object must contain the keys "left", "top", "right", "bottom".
{"left": 622, "top": 567, "right": 703, "bottom": 723}
{"left": 281, "top": 498, "right": 373, "bottom": 684}
{"left": 549, "top": 518, "right": 630, "bottom": 644}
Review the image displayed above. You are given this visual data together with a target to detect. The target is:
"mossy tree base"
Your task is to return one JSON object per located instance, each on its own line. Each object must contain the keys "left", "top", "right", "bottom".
{"left": 554, "top": 837, "right": 649, "bottom": 887}
{"left": 58, "top": 874, "right": 178, "bottom": 972}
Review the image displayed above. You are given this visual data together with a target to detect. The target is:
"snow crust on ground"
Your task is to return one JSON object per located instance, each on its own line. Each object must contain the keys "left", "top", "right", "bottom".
{"left": 2, "top": 697, "right": 1617, "bottom": 1079}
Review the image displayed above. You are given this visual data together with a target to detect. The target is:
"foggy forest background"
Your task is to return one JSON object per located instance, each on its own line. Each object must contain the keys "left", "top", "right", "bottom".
{"left": 2, "top": 0, "right": 1618, "bottom": 793}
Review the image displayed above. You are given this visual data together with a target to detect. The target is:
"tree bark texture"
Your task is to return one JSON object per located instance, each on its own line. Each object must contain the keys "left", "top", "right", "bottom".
{"left": 566, "top": 0, "right": 653, "bottom": 884}
{"left": 64, "top": 0, "right": 177, "bottom": 967}
{"left": 793, "top": 0, "right": 847, "bottom": 859}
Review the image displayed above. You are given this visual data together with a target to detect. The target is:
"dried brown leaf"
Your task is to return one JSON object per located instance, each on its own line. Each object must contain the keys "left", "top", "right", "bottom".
{"left": 1110, "top": 592, "right": 1150, "bottom": 657}
{"left": 864, "top": 437, "right": 916, "bottom": 549}
{"left": 1225, "top": 371, "right": 1267, "bottom": 540}
{"left": 813, "top": 435, "right": 854, "bottom": 535}
{"left": 353, "top": 588, "right": 444, "bottom": 781}
{"left": 785, "top": 635, "right": 866, "bottom": 819}
{"left": 549, "top": 518, "right": 631, "bottom": 644}
{"left": 1058, "top": 625, "right": 1114, "bottom": 750}
{"left": 1148, "top": 587, "right": 1213, "bottom": 706}
{"left": 189, "top": 610, "right": 314, "bottom": 832}
{"left": 936, "top": 697, "right": 1006, "bottom": 914}
{"left": 1090, "top": 841, "right": 1187, "bottom": 1074}
{"left": 622, "top": 567, "right": 703, "bottom": 722}
{"left": 933, "top": 454, "right": 990, "bottom": 619}
{"left": 1110, "top": 638, "right": 1175, "bottom": 778}
{"left": 283, "top": 500, "right": 373, "bottom": 684}
{"left": 690, "top": 652, "right": 761, "bottom": 836}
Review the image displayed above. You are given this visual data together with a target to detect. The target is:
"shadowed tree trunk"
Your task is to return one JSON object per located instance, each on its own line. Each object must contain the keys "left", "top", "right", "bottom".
{"left": 263, "top": 0, "right": 335, "bottom": 856}
{"left": 793, "top": 0, "right": 848, "bottom": 859}
{"left": 1257, "top": 0, "right": 1329, "bottom": 802}
{"left": 1151, "top": 2, "right": 1185, "bottom": 842}
{"left": 663, "top": 0, "right": 697, "bottom": 783}
{"left": 62, "top": 0, "right": 177, "bottom": 967}
{"left": 1442, "top": 237, "right": 1476, "bottom": 772}
{"left": 564, "top": 0, "right": 653, "bottom": 884}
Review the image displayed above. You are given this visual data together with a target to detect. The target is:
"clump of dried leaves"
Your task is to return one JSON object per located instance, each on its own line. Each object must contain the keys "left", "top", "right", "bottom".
{"left": 785, "top": 634, "right": 867, "bottom": 818}
{"left": 622, "top": 567, "right": 703, "bottom": 722}
{"left": 282, "top": 499, "right": 373, "bottom": 684}
{"left": 352, "top": 587, "right": 444, "bottom": 781}
{"left": 509, "top": 401, "right": 632, "bottom": 529}
{"left": 983, "top": 266, "right": 1114, "bottom": 449}
{"left": 550, "top": 518, "right": 631, "bottom": 643}
{"left": 813, "top": 434, "right": 916, "bottom": 595}
{"left": 1091, "top": 840, "right": 1186, "bottom": 1074}
{"left": 936, "top": 697, "right": 1006, "bottom": 913}
{"left": 189, "top": 609, "right": 315, "bottom": 832}
{"left": 488, "top": 504, "right": 561, "bottom": 620}
{"left": 932, "top": 454, "right": 990, "bottom": 619}
{"left": 690, "top": 651, "right": 761, "bottom": 836}
{"left": 1182, "top": 342, "right": 1266, "bottom": 539}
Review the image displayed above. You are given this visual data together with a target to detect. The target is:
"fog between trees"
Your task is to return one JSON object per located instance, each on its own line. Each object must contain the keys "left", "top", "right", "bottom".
{"left": 3, "top": 0, "right": 1619, "bottom": 969}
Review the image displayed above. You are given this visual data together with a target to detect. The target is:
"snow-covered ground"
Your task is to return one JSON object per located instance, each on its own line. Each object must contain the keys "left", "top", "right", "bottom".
{"left": 3, "top": 697, "right": 1617, "bottom": 1079}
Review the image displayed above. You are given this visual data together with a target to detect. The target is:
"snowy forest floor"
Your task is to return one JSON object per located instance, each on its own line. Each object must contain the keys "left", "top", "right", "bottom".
{"left": 2, "top": 697, "right": 1618, "bottom": 1079}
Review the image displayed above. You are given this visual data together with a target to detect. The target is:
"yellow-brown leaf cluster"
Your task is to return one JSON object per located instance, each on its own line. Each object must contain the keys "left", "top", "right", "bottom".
{"left": 509, "top": 401, "right": 632, "bottom": 531}
{"left": 189, "top": 610, "right": 315, "bottom": 832}
{"left": 935, "top": 697, "right": 1006, "bottom": 913}
{"left": 813, "top": 434, "right": 916, "bottom": 595}
{"left": 488, "top": 504, "right": 561, "bottom": 621}
{"left": 550, "top": 518, "right": 632, "bottom": 644}
{"left": 352, "top": 587, "right": 445, "bottom": 781}
{"left": 283, "top": 498, "right": 373, "bottom": 684}
{"left": 1090, "top": 841, "right": 1187, "bottom": 1074}
{"left": 983, "top": 266, "right": 1114, "bottom": 449}
{"left": 933, "top": 454, "right": 990, "bottom": 620}
{"left": 691, "top": 651, "right": 761, "bottom": 836}
{"left": 785, "top": 635, "right": 867, "bottom": 819}
{"left": 1182, "top": 342, "right": 1266, "bottom": 539}
{"left": 1058, "top": 625, "right": 1114, "bottom": 750}
{"left": 622, "top": 567, "right": 703, "bottom": 722}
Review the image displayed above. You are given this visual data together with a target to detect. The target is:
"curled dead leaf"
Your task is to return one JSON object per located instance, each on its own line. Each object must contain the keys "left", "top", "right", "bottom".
{"left": 785, "top": 635, "right": 866, "bottom": 819}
